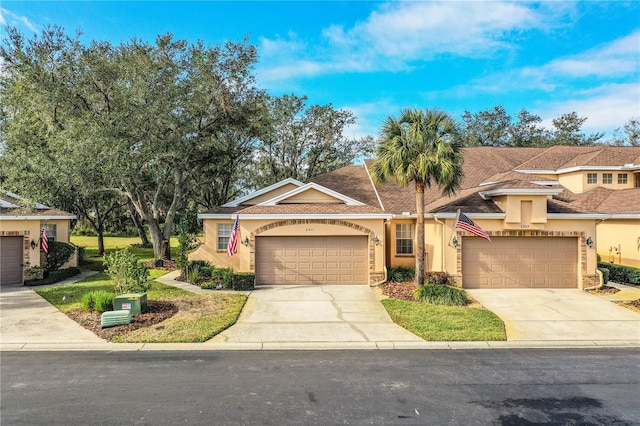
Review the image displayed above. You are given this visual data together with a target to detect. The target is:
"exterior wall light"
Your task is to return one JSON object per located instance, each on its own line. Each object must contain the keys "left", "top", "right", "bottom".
{"left": 452, "top": 237, "right": 459, "bottom": 248}
{"left": 586, "top": 236, "right": 593, "bottom": 248}
{"left": 374, "top": 236, "right": 380, "bottom": 246}
{"left": 30, "top": 239, "right": 38, "bottom": 250}
{"left": 242, "top": 237, "right": 249, "bottom": 247}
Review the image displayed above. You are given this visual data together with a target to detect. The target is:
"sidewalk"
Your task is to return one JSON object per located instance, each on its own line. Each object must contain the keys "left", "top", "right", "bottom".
{"left": 1, "top": 271, "right": 639, "bottom": 351}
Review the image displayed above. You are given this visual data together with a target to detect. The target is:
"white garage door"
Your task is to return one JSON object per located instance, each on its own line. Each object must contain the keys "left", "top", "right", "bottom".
{"left": 462, "top": 237, "right": 578, "bottom": 289}
{"left": 0, "top": 237, "right": 24, "bottom": 286}
{"left": 255, "top": 236, "right": 368, "bottom": 285}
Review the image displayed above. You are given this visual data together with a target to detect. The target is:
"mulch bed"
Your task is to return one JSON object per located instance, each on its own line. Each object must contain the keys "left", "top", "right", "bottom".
{"left": 66, "top": 300, "right": 178, "bottom": 341}
{"left": 380, "top": 281, "right": 417, "bottom": 301}
{"left": 586, "top": 285, "right": 620, "bottom": 294}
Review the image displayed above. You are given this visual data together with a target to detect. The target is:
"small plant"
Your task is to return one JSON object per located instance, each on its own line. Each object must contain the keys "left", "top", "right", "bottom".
{"left": 44, "top": 241, "right": 76, "bottom": 272}
{"left": 104, "top": 249, "right": 150, "bottom": 294}
{"left": 201, "top": 279, "right": 224, "bottom": 290}
{"left": 81, "top": 290, "right": 115, "bottom": 313}
{"left": 415, "top": 284, "right": 469, "bottom": 306}
{"left": 176, "top": 232, "right": 199, "bottom": 277}
{"left": 212, "top": 267, "right": 234, "bottom": 289}
{"left": 187, "top": 265, "right": 201, "bottom": 284}
{"left": 189, "top": 260, "right": 211, "bottom": 269}
{"left": 388, "top": 266, "right": 415, "bottom": 282}
{"left": 425, "top": 272, "right": 451, "bottom": 285}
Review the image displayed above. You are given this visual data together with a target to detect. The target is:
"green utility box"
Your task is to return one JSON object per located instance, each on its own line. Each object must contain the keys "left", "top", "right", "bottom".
{"left": 101, "top": 310, "right": 131, "bottom": 328}
{"left": 113, "top": 293, "right": 147, "bottom": 316}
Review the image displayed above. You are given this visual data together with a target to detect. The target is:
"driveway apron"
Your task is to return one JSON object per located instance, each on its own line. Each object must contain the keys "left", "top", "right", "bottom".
{"left": 207, "top": 285, "right": 424, "bottom": 346}
{"left": 0, "top": 271, "right": 106, "bottom": 348}
{"left": 467, "top": 288, "right": 640, "bottom": 342}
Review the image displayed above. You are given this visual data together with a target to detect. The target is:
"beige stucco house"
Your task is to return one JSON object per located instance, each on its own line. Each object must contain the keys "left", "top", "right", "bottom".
{"left": 191, "top": 146, "right": 640, "bottom": 289}
{"left": 0, "top": 190, "right": 77, "bottom": 286}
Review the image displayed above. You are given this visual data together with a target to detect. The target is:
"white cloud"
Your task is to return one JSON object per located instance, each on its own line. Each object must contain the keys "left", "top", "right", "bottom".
{"left": 0, "top": 8, "right": 38, "bottom": 33}
{"left": 538, "top": 83, "right": 640, "bottom": 135}
{"left": 258, "top": 1, "right": 559, "bottom": 83}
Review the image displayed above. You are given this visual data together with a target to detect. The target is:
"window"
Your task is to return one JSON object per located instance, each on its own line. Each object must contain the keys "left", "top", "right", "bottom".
{"left": 217, "top": 223, "right": 233, "bottom": 251}
{"left": 395, "top": 224, "right": 414, "bottom": 255}
{"left": 41, "top": 224, "right": 57, "bottom": 243}
{"left": 618, "top": 173, "right": 628, "bottom": 184}
{"left": 602, "top": 173, "right": 613, "bottom": 184}
{"left": 635, "top": 174, "right": 640, "bottom": 188}
{"left": 587, "top": 173, "right": 597, "bottom": 184}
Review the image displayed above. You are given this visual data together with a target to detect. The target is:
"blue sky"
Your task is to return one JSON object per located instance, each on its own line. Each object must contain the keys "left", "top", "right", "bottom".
{"left": 1, "top": 1, "right": 638, "bottom": 140}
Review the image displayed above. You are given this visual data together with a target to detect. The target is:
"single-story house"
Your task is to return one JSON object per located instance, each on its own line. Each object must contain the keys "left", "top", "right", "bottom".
{"left": 190, "top": 146, "right": 640, "bottom": 289}
{"left": 0, "top": 190, "right": 77, "bottom": 286}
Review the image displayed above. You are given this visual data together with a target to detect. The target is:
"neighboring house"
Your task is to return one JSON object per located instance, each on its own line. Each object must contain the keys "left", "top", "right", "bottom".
{"left": 191, "top": 146, "right": 640, "bottom": 289}
{"left": 0, "top": 190, "right": 77, "bottom": 286}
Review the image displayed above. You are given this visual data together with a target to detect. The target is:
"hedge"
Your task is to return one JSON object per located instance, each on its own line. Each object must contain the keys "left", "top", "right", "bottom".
{"left": 598, "top": 262, "right": 640, "bottom": 285}
{"left": 232, "top": 273, "right": 255, "bottom": 291}
{"left": 24, "top": 267, "right": 81, "bottom": 286}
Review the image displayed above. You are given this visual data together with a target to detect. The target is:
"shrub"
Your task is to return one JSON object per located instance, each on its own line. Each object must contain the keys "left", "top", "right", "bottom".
{"left": 189, "top": 260, "right": 211, "bottom": 269}
{"left": 425, "top": 272, "right": 451, "bottom": 285}
{"left": 232, "top": 273, "right": 255, "bottom": 291}
{"left": 414, "top": 284, "right": 469, "bottom": 306}
{"left": 81, "top": 290, "right": 115, "bottom": 313}
{"left": 200, "top": 279, "right": 224, "bottom": 290}
{"left": 200, "top": 266, "right": 214, "bottom": 277}
{"left": 44, "top": 241, "right": 76, "bottom": 272}
{"left": 24, "top": 267, "right": 81, "bottom": 286}
{"left": 104, "top": 250, "right": 151, "bottom": 294}
{"left": 176, "top": 233, "right": 199, "bottom": 275}
{"left": 187, "top": 265, "right": 200, "bottom": 284}
{"left": 212, "top": 267, "right": 234, "bottom": 289}
{"left": 598, "top": 268, "right": 610, "bottom": 285}
{"left": 598, "top": 262, "right": 640, "bottom": 285}
{"left": 388, "top": 266, "right": 415, "bottom": 282}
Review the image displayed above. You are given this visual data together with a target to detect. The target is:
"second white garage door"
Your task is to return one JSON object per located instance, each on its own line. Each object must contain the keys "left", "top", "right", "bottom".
{"left": 462, "top": 237, "right": 578, "bottom": 289}
{"left": 255, "top": 236, "right": 368, "bottom": 285}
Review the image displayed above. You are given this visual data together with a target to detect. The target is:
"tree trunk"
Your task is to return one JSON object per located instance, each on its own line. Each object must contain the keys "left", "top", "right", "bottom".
{"left": 415, "top": 180, "right": 426, "bottom": 287}
{"left": 97, "top": 229, "right": 105, "bottom": 256}
{"left": 128, "top": 202, "right": 151, "bottom": 247}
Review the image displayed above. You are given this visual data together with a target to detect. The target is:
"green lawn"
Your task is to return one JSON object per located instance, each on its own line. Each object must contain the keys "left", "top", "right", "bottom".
{"left": 71, "top": 236, "right": 179, "bottom": 270}
{"left": 381, "top": 299, "right": 506, "bottom": 341}
{"left": 35, "top": 271, "right": 247, "bottom": 343}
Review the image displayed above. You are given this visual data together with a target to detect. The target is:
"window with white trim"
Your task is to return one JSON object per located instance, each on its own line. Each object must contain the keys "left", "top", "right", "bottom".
{"left": 395, "top": 223, "right": 414, "bottom": 255}
{"left": 602, "top": 173, "right": 613, "bottom": 184}
{"left": 217, "top": 224, "right": 233, "bottom": 251}
{"left": 587, "top": 173, "right": 597, "bottom": 184}
{"left": 618, "top": 173, "right": 628, "bottom": 184}
{"left": 42, "top": 224, "right": 57, "bottom": 242}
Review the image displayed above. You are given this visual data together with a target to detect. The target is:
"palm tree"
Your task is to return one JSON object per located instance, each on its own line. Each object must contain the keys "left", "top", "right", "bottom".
{"left": 370, "top": 108, "right": 464, "bottom": 287}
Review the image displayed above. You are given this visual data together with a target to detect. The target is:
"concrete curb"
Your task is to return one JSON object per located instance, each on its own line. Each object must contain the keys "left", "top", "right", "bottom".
{"left": 2, "top": 340, "right": 638, "bottom": 352}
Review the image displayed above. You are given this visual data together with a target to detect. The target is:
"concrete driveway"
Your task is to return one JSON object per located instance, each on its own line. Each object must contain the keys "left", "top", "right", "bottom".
{"left": 0, "top": 271, "right": 107, "bottom": 349}
{"left": 207, "top": 285, "right": 425, "bottom": 348}
{"left": 466, "top": 288, "right": 640, "bottom": 342}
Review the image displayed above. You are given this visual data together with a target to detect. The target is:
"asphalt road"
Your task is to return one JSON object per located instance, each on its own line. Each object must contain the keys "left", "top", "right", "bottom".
{"left": 2, "top": 349, "right": 639, "bottom": 425}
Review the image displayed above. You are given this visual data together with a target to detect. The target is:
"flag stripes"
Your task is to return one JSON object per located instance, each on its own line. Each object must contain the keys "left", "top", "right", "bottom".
{"left": 227, "top": 214, "right": 240, "bottom": 257}
{"left": 455, "top": 212, "right": 491, "bottom": 243}
{"left": 41, "top": 226, "right": 49, "bottom": 253}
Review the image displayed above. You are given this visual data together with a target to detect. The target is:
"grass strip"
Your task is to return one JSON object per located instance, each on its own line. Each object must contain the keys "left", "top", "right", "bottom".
{"left": 381, "top": 299, "right": 506, "bottom": 341}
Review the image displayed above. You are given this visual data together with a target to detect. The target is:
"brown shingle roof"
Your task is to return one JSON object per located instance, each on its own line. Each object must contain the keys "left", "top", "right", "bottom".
{"left": 310, "top": 165, "right": 381, "bottom": 208}
{"left": 237, "top": 204, "right": 386, "bottom": 215}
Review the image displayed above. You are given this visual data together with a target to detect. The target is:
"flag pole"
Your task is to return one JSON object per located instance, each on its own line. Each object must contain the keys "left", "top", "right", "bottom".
{"left": 448, "top": 209, "right": 461, "bottom": 247}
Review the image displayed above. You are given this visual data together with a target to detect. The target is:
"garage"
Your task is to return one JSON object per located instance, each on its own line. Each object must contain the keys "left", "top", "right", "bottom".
{"left": 462, "top": 237, "right": 578, "bottom": 289}
{"left": 0, "top": 237, "right": 24, "bottom": 286}
{"left": 255, "top": 236, "right": 368, "bottom": 285}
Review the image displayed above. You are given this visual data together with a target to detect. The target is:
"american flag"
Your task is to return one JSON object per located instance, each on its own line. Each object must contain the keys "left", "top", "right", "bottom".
{"left": 455, "top": 212, "right": 491, "bottom": 243}
{"left": 227, "top": 214, "right": 240, "bottom": 257}
{"left": 41, "top": 226, "right": 49, "bottom": 253}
